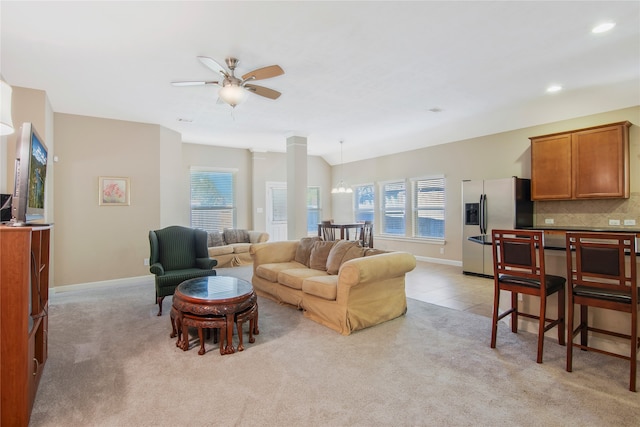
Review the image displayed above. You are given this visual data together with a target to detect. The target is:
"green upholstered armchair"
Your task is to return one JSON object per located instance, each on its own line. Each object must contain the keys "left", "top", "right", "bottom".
{"left": 149, "top": 225, "right": 217, "bottom": 316}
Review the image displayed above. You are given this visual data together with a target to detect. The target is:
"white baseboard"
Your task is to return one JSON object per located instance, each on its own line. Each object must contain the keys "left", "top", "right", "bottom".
{"left": 51, "top": 275, "right": 154, "bottom": 295}
{"left": 414, "top": 255, "right": 462, "bottom": 267}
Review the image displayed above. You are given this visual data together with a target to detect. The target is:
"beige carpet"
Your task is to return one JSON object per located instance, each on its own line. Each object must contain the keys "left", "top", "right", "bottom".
{"left": 30, "top": 267, "right": 639, "bottom": 426}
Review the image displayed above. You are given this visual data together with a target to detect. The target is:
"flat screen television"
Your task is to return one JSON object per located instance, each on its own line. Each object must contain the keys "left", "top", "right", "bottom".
{"left": 10, "top": 122, "right": 48, "bottom": 226}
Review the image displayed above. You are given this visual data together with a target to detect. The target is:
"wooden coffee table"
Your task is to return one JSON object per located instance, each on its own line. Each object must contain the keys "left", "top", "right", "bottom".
{"left": 171, "top": 275, "right": 258, "bottom": 355}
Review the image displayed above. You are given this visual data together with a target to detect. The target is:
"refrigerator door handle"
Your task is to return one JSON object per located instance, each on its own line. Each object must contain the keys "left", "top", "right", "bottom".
{"left": 480, "top": 194, "right": 487, "bottom": 235}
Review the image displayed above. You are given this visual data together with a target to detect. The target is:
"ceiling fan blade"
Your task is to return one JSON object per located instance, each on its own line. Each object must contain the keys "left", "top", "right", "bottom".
{"left": 197, "top": 56, "right": 228, "bottom": 77}
{"left": 245, "top": 84, "right": 281, "bottom": 100}
{"left": 171, "top": 81, "right": 219, "bottom": 87}
{"left": 242, "top": 65, "right": 284, "bottom": 81}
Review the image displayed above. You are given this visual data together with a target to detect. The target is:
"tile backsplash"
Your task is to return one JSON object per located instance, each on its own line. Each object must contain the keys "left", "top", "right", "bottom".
{"left": 534, "top": 192, "right": 639, "bottom": 228}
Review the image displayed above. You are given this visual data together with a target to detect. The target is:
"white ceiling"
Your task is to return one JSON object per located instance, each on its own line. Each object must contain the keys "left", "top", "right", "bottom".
{"left": 1, "top": 1, "right": 639, "bottom": 165}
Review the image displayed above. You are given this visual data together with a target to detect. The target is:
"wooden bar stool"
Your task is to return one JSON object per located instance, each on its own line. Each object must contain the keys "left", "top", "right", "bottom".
{"left": 490, "top": 229, "right": 566, "bottom": 363}
{"left": 565, "top": 232, "right": 638, "bottom": 392}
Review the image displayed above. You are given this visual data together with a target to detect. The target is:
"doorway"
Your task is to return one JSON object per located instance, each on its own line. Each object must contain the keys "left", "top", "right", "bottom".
{"left": 266, "top": 182, "right": 287, "bottom": 241}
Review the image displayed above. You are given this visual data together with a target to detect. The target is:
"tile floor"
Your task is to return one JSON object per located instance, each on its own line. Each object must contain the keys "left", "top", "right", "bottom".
{"left": 405, "top": 261, "right": 494, "bottom": 318}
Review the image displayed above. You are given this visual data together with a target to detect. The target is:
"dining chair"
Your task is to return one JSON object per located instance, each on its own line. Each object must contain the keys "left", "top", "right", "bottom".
{"left": 565, "top": 232, "right": 638, "bottom": 392}
{"left": 360, "top": 221, "right": 373, "bottom": 248}
{"left": 490, "top": 229, "right": 566, "bottom": 363}
{"left": 320, "top": 220, "right": 336, "bottom": 241}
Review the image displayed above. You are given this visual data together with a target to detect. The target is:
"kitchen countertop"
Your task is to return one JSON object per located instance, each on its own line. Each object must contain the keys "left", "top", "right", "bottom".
{"left": 522, "top": 225, "right": 640, "bottom": 234}
{"left": 469, "top": 229, "right": 640, "bottom": 254}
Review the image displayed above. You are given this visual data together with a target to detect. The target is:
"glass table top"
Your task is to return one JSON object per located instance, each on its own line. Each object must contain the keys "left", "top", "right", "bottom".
{"left": 177, "top": 276, "right": 253, "bottom": 301}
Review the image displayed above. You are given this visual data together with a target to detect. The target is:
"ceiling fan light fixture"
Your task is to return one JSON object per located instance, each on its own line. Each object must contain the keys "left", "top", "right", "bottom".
{"left": 219, "top": 84, "right": 246, "bottom": 107}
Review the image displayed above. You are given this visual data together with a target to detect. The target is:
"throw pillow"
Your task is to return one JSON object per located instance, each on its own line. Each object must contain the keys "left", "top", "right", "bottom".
{"left": 309, "top": 241, "right": 336, "bottom": 271}
{"left": 326, "top": 240, "right": 362, "bottom": 275}
{"left": 208, "top": 232, "right": 224, "bottom": 247}
{"left": 364, "top": 248, "right": 387, "bottom": 256}
{"left": 224, "top": 229, "right": 250, "bottom": 244}
{"left": 294, "top": 236, "right": 322, "bottom": 267}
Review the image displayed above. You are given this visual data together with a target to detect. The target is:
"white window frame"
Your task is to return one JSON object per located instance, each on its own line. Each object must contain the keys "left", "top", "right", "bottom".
{"left": 411, "top": 175, "right": 445, "bottom": 240}
{"left": 354, "top": 183, "right": 375, "bottom": 223}
{"left": 189, "top": 167, "right": 237, "bottom": 233}
{"left": 379, "top": 179, "right": 406, "bottom": 236}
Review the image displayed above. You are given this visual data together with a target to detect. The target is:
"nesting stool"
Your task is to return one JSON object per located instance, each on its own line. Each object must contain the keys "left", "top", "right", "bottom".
{"left": 235, "top": 302, "right": 259, "bottom": 351}
{"left": 170, "top": 306, "right": 226, "bottom": 355}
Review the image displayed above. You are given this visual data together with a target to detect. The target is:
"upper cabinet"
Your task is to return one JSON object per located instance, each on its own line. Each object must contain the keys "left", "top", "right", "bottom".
{"left": 530, "top": 121, "right": 631, "bottom": 200}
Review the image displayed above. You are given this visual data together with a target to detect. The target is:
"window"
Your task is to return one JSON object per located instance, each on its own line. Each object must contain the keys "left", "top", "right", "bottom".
{"left": 307, "top": 186, "right": 321, "bottom": 234}
{"left": 268, "top": 185, "right": 322, "bottom": 235}
{"left": 190, "top": 169, "right": 235, "bottom": 233}
{"left": 354, "top": 184, "right": 374, "bottom": 222}
{"left": 271, "top": 187, "right": 287, "bottom": 223}
{"left": 412, "top": 176, "right": 445, "bottom": 239}
{"left": 381, "top": 181, "right": 405, "bottom": 235}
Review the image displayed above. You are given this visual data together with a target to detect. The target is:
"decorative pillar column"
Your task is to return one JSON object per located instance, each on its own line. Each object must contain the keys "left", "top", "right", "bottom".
{"left": 286, "top": 135, "right": 307, "bottom": 240}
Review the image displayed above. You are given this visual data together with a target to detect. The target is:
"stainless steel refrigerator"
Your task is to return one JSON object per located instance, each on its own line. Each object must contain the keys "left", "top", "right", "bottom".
{"left": 462, "top": 177, "right": 533, "bottom": 277}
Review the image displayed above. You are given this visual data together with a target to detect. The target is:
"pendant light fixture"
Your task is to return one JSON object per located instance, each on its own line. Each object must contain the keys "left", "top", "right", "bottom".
{"left": 331, "top": 140, "right": 352, "bottom": 194}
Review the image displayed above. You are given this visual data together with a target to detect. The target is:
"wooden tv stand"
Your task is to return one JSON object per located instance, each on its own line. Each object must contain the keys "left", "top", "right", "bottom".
{"left": 0, "top": 225, "right": 51, "bottom": 425}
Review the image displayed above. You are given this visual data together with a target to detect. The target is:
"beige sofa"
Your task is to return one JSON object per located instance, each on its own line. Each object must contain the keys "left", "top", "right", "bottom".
{"left": 250, "top": 238, "right": 416, "bottom": 335}
{"left": 207, "top": 229, "right": 269, "bottom": 268}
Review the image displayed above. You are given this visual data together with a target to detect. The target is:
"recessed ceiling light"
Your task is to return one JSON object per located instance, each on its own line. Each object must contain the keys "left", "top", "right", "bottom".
{"left": 592, "top": 22, "right": 616, "bottom": 33}
{"left": 177, "top": 118, "right": 193, "bottom": 123}
{"left": 428, "top": 107, "right": 443, "bottom": 113}
{"left": 546, "top": 85, "right": 563, "bottom": 93}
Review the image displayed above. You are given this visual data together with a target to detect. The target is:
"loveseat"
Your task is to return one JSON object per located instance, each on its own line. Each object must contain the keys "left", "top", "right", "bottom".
{"left": 207, "top": 229, "right": 269, "bottom": 268}
{"left": 250, "top": 237, "right": 416, "bottom": 335}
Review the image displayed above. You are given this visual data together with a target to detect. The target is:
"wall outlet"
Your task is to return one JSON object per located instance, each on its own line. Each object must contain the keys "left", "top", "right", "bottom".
{"left": 144, "top": 258, "right": 149, "bottom": 266}
{"left": 544, "top": 218, "right": 554, "bottom": 224}
{"left": 624, "top": 219, "right": 636, "bottom": 226}
{"left": 609, "top": 219, "right": 621, "bottom": 226}
{"left": 439, "top": 247, "right": 444, "bottom": 254}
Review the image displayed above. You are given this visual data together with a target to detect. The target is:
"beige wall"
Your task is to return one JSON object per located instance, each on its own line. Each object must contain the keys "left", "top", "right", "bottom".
{"left": 53, "top": 114, "right": 162, "bottom": 286}
{"left": 335, "top": 106, "right": 639, "bottom": 263}
{"left": 159, "top": 126, "right": 186, "bottom": 227}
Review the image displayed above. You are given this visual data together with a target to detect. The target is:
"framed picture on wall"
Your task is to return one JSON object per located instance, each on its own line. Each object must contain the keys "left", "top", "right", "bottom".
{"left": 98, "top": 176, "right": 130, "bottom": 206}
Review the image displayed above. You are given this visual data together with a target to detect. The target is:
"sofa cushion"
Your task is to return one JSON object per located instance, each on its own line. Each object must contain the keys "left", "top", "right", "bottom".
{"left": 224, "top": 229, "right": 250, "bottom": 244}
{"left": 255, "top": 261, "right": 306, "bottom": 283}
{"left": 207, "top": 232, "right": 224, "bottom": 247}
{"left": 208, "top": 245, "right": 235, "bottom": 257}
{"left": 278, "top": 268, "right": 328, "bottom": 290}
{"left": 294, "top": 236, "right": 322, "bottom": 267}
{"left": 302, "top": 275, "right": 339, "bottom": 301}
{"left": 326, "top": 240, "right": 365, "bottom": 275}
{"left": 309, "top": 241, "right": 336, "bottom": 271}
{"left": 229, "top": 242, "right": 251, "bottom": 254}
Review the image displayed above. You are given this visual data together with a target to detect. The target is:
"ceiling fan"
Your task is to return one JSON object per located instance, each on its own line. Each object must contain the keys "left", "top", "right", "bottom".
{"left": 172, "top": 56, "right": 284, "bottom": 107}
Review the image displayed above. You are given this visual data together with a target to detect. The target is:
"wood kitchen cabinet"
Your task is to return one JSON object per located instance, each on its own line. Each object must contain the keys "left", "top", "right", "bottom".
{"left": 530, "top": 121, "right": 631, "bottom": 200}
